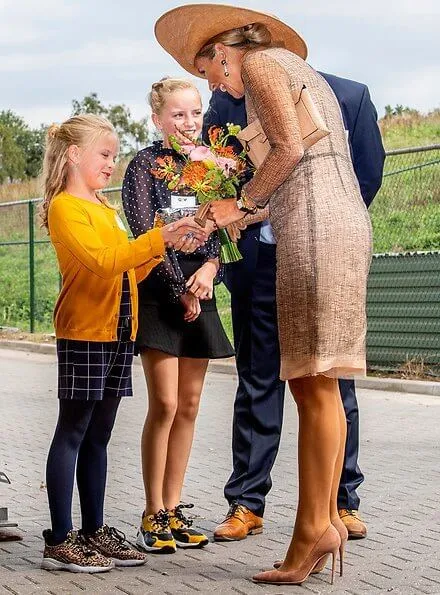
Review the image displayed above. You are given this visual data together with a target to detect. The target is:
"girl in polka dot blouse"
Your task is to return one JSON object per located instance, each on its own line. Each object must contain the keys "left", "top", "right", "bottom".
{"left": 122, "top": 77, "right": 233, "bottom": 552}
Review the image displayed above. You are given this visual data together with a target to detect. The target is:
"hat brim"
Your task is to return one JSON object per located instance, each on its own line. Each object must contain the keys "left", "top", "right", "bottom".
{"left": 155, "top": 3, "right": 307, "bottom": 78}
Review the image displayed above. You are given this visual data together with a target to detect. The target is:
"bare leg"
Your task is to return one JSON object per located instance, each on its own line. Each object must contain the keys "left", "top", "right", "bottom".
{"left": 281, "top": 375, "right": 341, "bottom": 570}
{"left": 140, "top": 349, "right": 179, "bottom": 514}
{"left": 163, "top": 357, "right": 209, "bottom": 509}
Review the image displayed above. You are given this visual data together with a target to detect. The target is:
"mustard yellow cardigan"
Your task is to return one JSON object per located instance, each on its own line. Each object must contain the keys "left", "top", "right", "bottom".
{"left": 48, "top": 191, "right": 165, "bottom": 341}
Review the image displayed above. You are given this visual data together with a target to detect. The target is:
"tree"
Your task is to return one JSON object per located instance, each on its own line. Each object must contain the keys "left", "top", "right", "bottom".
{"left": 384, "top": 105, "right": 394, "bottom": 119}
{"left": 0, "top": 123, "right": 26, "bottom": 183}
{"left": 0, "top": 93, "right": 150, "bottom": 185}
{"left": 0, "top": 111, "right": 45, "bottom": 182}
{"left": 383, "top": 104, "right": 421, "bottom": 118}
{"left": 72, "top": 93, "right": 149, "bottom": 155}
{"left": 72, "top": 92, "right": 107, "bottom": 117}
{"left": 21, "top": 126, "right": 46, "bottom": 179}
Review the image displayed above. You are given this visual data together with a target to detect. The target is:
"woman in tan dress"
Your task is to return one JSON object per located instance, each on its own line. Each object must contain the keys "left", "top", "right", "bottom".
{"left": 155, "top": 4, "right": 372, "bottom": 586}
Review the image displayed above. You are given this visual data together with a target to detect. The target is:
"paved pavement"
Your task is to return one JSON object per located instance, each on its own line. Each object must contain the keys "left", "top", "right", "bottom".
{"left": 1, "top": 347, "right": 439, "bottom": 594}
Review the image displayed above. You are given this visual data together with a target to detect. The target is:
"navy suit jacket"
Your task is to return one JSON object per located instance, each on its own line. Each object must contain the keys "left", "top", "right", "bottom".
{"left": 202, "top": 72, "right": 385, "bottom": 290}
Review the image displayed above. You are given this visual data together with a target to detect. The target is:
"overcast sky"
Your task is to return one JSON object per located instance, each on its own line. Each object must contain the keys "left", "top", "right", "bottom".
{"left": 2, "top": 0, "right": 439, "bottom": 129}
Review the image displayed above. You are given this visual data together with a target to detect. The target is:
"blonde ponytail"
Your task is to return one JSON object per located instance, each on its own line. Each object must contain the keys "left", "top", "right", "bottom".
{"left": 148, "top": 76, "right": 201, "bottom": 115}
{"left": 40, "top": 114, "right": 116, "bottom": 230}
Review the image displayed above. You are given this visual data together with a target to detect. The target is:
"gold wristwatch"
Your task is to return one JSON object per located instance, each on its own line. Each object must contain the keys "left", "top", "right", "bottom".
{"left": 236, "top": 190, "right": 258, "bottom": 214}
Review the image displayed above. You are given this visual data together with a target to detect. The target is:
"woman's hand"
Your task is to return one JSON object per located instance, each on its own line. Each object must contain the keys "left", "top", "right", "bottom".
{"left": 204, "top": 218, "right": 218, "bottom": 236}
{"left": 186, "top": 260, "right": 218, "bottom": 300}
{"left": 180, "top": 293, "right": 201, "bottom": 322}
{"left": 161, "top": 217, "right": 208, "bottom": 252}
{"left": 226, "top": 220, "right": 247, "bottom": 242}
{"left": 173, "top": 125, "right": 198, "bottom": 147}
{"left": 208, "top": 198, "right": 245, "bottom": 228}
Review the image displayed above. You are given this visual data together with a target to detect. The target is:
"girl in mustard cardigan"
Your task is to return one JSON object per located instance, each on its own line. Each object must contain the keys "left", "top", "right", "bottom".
{"left": 40, "top": 114, "right": 206, "bottom": 574}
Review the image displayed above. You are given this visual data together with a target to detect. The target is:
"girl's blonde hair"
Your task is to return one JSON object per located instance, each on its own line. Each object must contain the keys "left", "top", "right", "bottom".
{"left": 40, "top": 114, "right": 116, "bottom": 230}
{"left": 196, "top": 22, "right": 272, "bottom": 60}
{"left": 148, "top": 76, "right": 201, "bottom": 115}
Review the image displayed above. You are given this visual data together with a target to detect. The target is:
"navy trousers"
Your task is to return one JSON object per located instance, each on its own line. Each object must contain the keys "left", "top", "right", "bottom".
{"left": 224, "top": 242, "right": 364, "bottom": 517}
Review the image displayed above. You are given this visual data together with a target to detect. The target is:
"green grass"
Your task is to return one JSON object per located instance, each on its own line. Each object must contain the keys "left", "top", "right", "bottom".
{"left": 215, "top": 283, "right": 232, "bottom": 343}
{"left": 370, "top": 148, "right": 440, "bottom": 252}
{"left": 0, "top": 242, "right": 59, "bottom": 331}
{"left": 380, "top": 111, "right": 440, "bottom": 150}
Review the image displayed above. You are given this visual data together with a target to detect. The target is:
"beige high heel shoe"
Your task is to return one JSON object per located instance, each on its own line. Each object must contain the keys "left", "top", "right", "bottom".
{"left": 331, "top": 515, "right": 348, "bottom": 577}
{"left": 273, "top": 554, "right": 328, "bottom": 574}
{"left": 273, "top": 516, "right": 348, "bottom": 575}
{"left": 253, "top": 525, "right": 341, "bottom": 586}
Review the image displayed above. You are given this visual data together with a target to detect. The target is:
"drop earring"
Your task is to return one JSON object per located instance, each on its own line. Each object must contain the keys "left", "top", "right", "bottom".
{"left": 221, "top": 58, "right": 230, "bottom": 77}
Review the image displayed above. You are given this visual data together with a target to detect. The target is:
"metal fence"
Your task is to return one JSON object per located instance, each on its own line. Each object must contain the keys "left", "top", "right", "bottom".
{"left": 369, "top": 144, "right": 440, "bottom": 253}
{"left": 0, "top": 145, "right": 439, "bottom": 373}
{"left": 367, "top": 252, "right": 440, "bottom": 376}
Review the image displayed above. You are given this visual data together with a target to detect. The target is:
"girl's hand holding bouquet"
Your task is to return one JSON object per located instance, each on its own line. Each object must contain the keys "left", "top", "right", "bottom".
{"left": 157, "top": 215, "right": 208, "bottom": 252}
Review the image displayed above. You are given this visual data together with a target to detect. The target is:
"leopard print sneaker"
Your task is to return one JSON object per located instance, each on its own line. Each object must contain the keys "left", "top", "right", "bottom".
{"left": 83, "top": 525, "right": 147, "bottom": 566}
{"left": 41, "top": 529, "right": 113, "bottom": 573}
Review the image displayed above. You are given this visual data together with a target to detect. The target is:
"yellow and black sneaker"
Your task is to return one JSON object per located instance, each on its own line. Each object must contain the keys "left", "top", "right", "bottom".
{"left": 136, "top": 509, "right": 176, "bottom": 554}
{"left": 169, "top": 504, "right": 209, "bottom": 549}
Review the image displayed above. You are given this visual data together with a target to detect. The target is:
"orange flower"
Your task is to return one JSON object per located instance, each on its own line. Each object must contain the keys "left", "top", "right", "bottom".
{"left": 208, "top": 126, "right": 221, "bottom": 145}
{"left": 215, "top": 145, "right": 235, "bottom": 157}
{"left": 181, "top": 161, "right": 209, "bottom": 187}
{"left": 150, "top": 167, "right": 168, "bottom": 180}
{"left": 150, "top": 155, "right": 177, "bottom": 181}
{"left": 157, "top": 155, "right": 176, "bottom": 168}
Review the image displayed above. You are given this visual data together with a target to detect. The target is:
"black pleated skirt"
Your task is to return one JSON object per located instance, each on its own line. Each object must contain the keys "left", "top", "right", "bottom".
{"left": 136, "top": 258, "right": 234, "bottom": 359}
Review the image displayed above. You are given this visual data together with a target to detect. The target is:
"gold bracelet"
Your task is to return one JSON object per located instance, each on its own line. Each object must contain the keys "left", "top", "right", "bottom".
{"left": 240, "top": 189, "right": 258, "bottom": 214}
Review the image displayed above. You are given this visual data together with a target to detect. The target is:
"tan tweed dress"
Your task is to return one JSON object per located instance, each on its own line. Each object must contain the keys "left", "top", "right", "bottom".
{"left": 242, "top": 48, "right": 372, "bottom": 381}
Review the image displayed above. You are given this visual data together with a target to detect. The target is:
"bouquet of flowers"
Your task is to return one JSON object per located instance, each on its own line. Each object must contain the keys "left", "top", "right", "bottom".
{"left": 151, "top": 124, "right": 247, "bottom": 263}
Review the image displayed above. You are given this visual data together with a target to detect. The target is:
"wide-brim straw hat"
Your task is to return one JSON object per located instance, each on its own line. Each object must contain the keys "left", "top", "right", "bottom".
{"left": 155, "top": 3, "right": 307, "bottom": 78}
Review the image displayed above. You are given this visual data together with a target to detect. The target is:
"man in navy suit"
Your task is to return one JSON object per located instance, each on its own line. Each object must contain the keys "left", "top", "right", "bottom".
{"left": 203, "top": 73, "right": 385, "bottom": 541}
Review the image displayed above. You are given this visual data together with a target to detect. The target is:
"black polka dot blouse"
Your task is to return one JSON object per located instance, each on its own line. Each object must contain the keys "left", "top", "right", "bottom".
{"left": 122, "top": 141, "right": 221, "bottom": 302}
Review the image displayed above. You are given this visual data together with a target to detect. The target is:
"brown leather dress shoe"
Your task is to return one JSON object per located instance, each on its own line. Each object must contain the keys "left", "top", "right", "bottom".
{"left": 338, "top": 508, "right": 367, "bottom": 539}
{"left": 214, "top": 502, "right": 263, "bottom": 541}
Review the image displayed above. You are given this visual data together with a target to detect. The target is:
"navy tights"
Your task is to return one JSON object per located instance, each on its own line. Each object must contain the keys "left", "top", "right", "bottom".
{"left": 46, "top": 397, "right": 121, "bottom": 544}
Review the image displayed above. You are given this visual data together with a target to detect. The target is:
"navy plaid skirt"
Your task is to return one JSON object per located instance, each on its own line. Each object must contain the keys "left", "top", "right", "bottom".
{"left": 56, "top": 318, "right": 134, "bottom": 401}
{"left": 56, "top": 274, "right": 134, "bottom": 401}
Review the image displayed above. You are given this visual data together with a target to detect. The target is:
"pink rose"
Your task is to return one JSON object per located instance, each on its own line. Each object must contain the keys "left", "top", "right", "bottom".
{"left": 188, "top": 146, "right": 213, "bottom": 161}
{"left": 215, "top": 156, "right": 237, "bottom": 175}
{"left": 179, "top": 143, "right": 197, "bottom": 155}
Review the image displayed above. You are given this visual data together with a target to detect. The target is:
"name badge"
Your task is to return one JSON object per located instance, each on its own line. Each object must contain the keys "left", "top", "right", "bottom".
{"left": 115, "top": 214, "right": 127, "bottom": 231}
{"left": 171, "top": 194, "right": 196, "bottom": 209}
